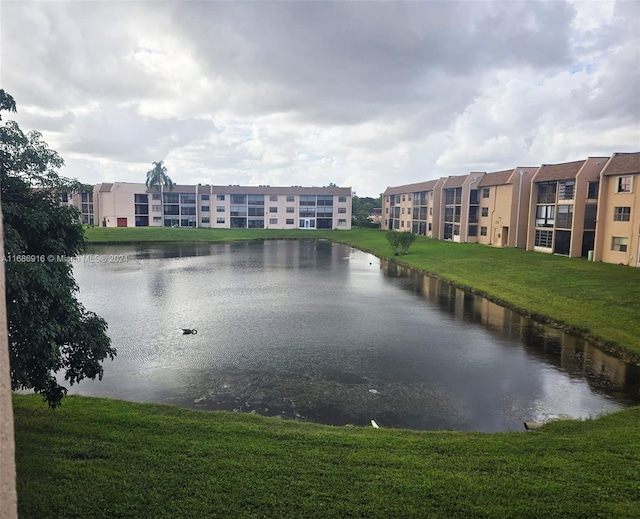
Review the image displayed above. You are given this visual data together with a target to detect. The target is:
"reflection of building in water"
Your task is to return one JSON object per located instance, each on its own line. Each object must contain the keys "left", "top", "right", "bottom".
{"left": 380, "top": 260, "right": 633, "bottom": 392}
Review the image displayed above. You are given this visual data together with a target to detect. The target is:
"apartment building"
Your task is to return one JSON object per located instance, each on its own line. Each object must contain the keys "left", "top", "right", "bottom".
{"left": 382, "top": 152, "right": 640, "bottom": 267}
{"left": 526, "top": 157, "right": 607, "bottom": 257}
{"left": 89, "top": 183, "right": 352, "bottom": 230}
{"left": 594, "top": 152, "right": 640, "bottom": 267}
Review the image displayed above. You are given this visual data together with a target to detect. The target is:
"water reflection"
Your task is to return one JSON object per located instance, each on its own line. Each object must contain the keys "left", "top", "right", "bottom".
{"left": 382, "top": 260, "right": 640, "bottom": 403}
{"left": 67, "top": 241, "right": 640, "bottom": 431}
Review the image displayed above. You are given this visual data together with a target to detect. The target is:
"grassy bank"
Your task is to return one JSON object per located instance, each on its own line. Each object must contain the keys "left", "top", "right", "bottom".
{"left": 13, "top": 394, "right": 640, "bottom": 518}
{"left": 84, "top": 227, "right": 640, "bottom": 356}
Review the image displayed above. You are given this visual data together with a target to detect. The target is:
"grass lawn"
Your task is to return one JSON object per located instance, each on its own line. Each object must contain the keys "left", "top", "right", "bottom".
{"left": 84, "top": 226, "right": 640, "bottom": 357}
{"left": 13, "top": 394, "right": 640, "bottom": 519}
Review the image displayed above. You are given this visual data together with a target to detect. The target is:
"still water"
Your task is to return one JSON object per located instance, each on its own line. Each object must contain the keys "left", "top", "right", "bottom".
{"left": 69, "top": 240, "right": 640, "bottom": 431}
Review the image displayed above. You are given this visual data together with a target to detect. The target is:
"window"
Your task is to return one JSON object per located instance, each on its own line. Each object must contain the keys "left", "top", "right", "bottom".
{"left": 480, "top": 226, "right": 487, "bottom": 236}
{"left": 385, "top": 208, "right": 389, "bottom": 214}
{"left": 535, "top": 205, "right": 555, "bottom": 227}
{"left": 152, "top": 193, "right": 161, "bottom": 200}
{"left": 401, "top": 208, "right": 405, "bottom": 214}
{"left": 248, "top": 206, "right": 264, "bottom": 216}
{"left": 201, "top": 217, "right": 210, "bottom": 224}
{"left": 153, "top": 216, "right": 162, "bottom": 223}
{"left": 401, "top": 221, "right": 405, "bottom": 227}
{"left": 468, "top": 225, "right": 478, "bottom": 237}
{"left": 587, "top": 182, "right": 599, "bottom": 199}
{"left": 611, "top": 237, "right": 628, "bottom": 252}
{"left": 338, "top": 207, "right": 346, "bottom": 214}
{"left": 338, "top": 219, "right": 347, "bottom": 226}
{"left": 230, "top": 205, "right": 247, "bottom": 216}
{"left": 339, "top": 196, "right": 347, "bottom": 203}
{"left": 556, "top": 205, "right": 573, "bottom": 228}
{"left": 286, "top": 195, "right": 295, "bottom": 202}
{"left": 216, "top": 218, "right": 225, "bottom": 224}
{"left": 164, "top": 193, "right": 179, "bottom": 204}
{"left": 216, "top": 194, "right": 225, "bottom": 201}
{"left": 286, "top": 207, "right": 295, "bottom": 213}
{"left": 558, "top": 180, "right": 575, "bottom": 201}
{"left": 614, "top": 207, "right": 631, "bottom": 221}
{"left": 269, "top": 207, "right": 278, "bottom": 213}
{"left": 395, "top": 195, "right": 401, "bottom": 204}
{"left": 269, "top": 218, "right": 277, "bottom": 224}
{"left": 201, "top": 194, "right": 210, "bottom": 201}
{"left": 231, "top": 194, "right": 246, "bottom": 204}
{"left": 537, "top": 181, "right": 557, "bottom": 204}
{"left": 616, "top": 176, "right": 632, "bottom": 193}
{"left": 583, "top": 205, "right": 597, "bottom": 229}
{"left": 270, "top": 195, "right": 278, "bottom": 201}
{"left": 402, "top": 195, "right": 406, "bottom": 201}
{"left": 481, "top": 207, "right": 489, "bottom": 217}
{"left": 216, "top": 206, "right": 225, "bottom": 212}
{"left": 180, "top": 193, "right": 196, "bottom": 204}
{"left": 152, "top": 205, "right": 162, "bottom": 212}
{"left": 300, "top": 195, "right": 316, "bottom": 206}
{"left": 248, "top": 194, "right": 264, "bottom": 205}
{"left": 482, "top": 188, "right": 490, "bottom": 199}
{"left": 286, "top": 218, "right": 294, "bottom": 225}
{"left": 535, "top": 230, "right": 553, "bottom": 248}
{"left": 201, "top": 206, "right": 210, "bottom": 212}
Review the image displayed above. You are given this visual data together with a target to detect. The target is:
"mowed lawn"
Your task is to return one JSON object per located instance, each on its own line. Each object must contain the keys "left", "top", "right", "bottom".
{"left": 13, "top": 394, "right": 640, "bottom": 519}
{"left": 85, "top": 226, "right": 640, "bottom": 356}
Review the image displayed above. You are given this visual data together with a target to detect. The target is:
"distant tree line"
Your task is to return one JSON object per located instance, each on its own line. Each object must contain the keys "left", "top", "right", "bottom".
{"left": 352, "top": 194, "right": 381, "bottom": 227}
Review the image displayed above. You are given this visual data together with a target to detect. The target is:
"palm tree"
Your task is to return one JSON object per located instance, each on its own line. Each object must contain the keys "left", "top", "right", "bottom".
{"left": 145, "top": 161, "right": 174, "bottom": 227}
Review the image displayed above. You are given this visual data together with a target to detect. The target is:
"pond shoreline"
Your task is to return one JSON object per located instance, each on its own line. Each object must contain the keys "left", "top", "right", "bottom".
{"left": 87, "top": 232, "right": 640, "bottom": 366}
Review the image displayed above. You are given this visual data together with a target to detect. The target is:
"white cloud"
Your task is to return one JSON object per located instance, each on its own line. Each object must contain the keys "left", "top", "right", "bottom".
{"left": 1, "top": 0, "right": 638, "bottom": 196}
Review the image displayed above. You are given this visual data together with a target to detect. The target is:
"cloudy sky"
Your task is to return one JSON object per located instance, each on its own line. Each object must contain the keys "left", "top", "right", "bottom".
{"left": 1, "top": 1, "right": 638, "bottom": 197}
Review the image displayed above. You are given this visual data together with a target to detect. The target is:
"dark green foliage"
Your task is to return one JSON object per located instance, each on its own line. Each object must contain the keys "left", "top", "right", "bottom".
{"left": 352, "top": 194, "right": 381, "bottom": 227}
{"left": 386, "top": 230, "right": 417, "bottom": 255}
{"left": 145, "top": 160, "right": 173, "bottom": 191}
{"left": 1, "top": 91, "right": 114, "bottom": 407}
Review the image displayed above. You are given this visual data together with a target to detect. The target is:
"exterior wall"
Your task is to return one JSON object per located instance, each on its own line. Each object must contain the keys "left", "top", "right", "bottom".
{"left": 595, "top": 171, "right": 640, "bottom": 266}
{"left": 94, "top": 183, "right": 352, "bottom": 230}
{"left": 0, "top": 200, "right": 18, "bottom": 519}
{"left": 526, "top": 158, "right": 607, "bottom": 258}
{"left": 489, "top": 184, "right": 514, "bottom": 247}
{"left": 95, "top": 182, "right": 150, "bottom": 227}
{"left": 508, "top": 169, "right": 536, "bottom": 248}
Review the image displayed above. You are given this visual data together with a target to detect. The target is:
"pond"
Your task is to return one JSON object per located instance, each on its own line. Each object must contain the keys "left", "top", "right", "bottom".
{"left": 68, "top": 240, "right": 640, "bottom": 431}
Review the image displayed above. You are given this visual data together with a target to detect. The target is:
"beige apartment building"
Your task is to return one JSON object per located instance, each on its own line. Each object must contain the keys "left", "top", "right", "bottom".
{"left": 383, "top": 152, "right": 640, "bottom": 267}
{"left": 594, "top": 152, "right": 640, "bottom": 267}
{"left": 86, "top": 183, "right": 352, "bottom": 230}
{"left": 526, "top": 157, "right": 607, "bottom": 257}
{"left": 383, "top": 167, "right": 536, "bottom": 248}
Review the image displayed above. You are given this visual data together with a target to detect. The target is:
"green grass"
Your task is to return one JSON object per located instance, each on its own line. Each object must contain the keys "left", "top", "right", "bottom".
{"left": 13, "top": 394, "right": 640, "bottom": 518}
{"left": 84, "top": 227, "right": 640, "bottom": 356}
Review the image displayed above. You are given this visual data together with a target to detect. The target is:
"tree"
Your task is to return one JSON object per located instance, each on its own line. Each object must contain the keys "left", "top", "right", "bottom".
{"left": 352, "top": 194, "right": 381, "bottom": 227}
{"left": 145, "top": 161, "right": 174, "bottom": 227}
{"left": 1, "top": 90, "right": 115, "bottom": 407}
{"left": 386, "top": 231, "right": 417, "bottom": 255}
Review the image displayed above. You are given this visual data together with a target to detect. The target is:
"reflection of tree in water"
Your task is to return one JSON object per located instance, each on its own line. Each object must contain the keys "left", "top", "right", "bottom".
{"left": 167, "top": 368, "right": 468, "bottom": 429}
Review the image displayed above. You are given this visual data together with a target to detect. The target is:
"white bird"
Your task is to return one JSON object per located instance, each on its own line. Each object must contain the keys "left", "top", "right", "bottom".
{"left": 371, "top": 419, "right": 380, "bottom": 429}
